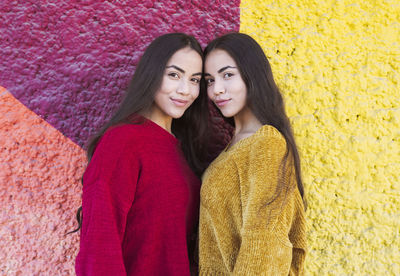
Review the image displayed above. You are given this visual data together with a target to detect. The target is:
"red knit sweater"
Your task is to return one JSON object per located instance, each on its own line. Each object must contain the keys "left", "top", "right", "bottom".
{"left": 75, "top": 119, "right": 201, "bottom": 276}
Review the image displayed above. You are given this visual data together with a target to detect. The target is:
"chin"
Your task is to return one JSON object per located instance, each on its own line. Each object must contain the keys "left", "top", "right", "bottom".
{"left": 169, "top": 110, "right": 186, "bottom": 119}
{"left": 219, "top": 109, "right": 236, "bottom": 118}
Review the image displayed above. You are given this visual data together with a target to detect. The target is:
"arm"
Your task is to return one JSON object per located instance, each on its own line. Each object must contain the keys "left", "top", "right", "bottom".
{"left": 75, "top": 127, "right": 140, "bottom": 276}
{"left": 233, "top": 131, "right": 306, "bottom": 275}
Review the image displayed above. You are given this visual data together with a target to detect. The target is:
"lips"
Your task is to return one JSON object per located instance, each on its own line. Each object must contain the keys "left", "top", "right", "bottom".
{"left": 170, "top": 98, "right": 188, "bottom": 107}
{"left": 215, "top": 98, "right": 231, "bottom": 107}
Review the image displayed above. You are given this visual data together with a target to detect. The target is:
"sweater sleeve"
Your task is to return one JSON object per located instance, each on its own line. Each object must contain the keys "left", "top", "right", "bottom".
{"left": 232, "top": 130, "right": 306, "bottom": 275}
{"left": 75, "top": 127, "right": 141, "bottom": 276}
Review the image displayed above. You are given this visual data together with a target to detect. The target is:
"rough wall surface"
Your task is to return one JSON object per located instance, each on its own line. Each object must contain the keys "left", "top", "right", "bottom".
{"left": 1, "top": 0, "right": 399, "bottom": 275}
{"left": 0, "top": 87, "right": 85, "bottom": 275}
{"left": 0, "top": 1, "right": 240, "bottom": 275}
{"left": 240, "top": 0, "right": 400, "bottom": 274}
{"left": 0, "top": 0, "right": 240, "bottom": 147}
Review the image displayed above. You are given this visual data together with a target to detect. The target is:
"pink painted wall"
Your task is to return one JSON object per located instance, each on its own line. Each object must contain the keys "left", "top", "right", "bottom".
{"left": 0, "top": 1, "right": 239, "bottom": 274}
{"left": 1, "top": 0, "right": 239, "bottom": 147}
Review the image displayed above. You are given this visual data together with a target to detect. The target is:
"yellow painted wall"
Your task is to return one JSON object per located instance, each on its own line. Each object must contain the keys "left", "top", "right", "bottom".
{"left": 240, "top": 0, "right": 400, "bottom": 274}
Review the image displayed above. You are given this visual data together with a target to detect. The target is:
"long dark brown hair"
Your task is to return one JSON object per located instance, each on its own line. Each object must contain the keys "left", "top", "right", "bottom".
{"left": 204, "top": 32, "right": 306, "bottom": 207}
{"left": 69, "top": 33, "right": 209, "bottom": 234}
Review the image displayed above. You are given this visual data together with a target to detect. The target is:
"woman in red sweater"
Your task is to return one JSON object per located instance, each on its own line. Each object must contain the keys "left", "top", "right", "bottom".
{"left": 73, "top": 33, "right": 209, "bottom": 275}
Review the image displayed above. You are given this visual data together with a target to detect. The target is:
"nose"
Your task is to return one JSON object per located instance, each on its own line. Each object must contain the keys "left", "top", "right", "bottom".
{"left": 212, "top": 79, "right": 225, "bottom": 96}
{"left": 177, "top": 80, "right": 189, "bottom": 95}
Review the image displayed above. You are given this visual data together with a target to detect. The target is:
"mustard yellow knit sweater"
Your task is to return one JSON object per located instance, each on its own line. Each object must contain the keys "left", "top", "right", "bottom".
{"left": 199, "top": 125, "right": 307, "bottom": 275}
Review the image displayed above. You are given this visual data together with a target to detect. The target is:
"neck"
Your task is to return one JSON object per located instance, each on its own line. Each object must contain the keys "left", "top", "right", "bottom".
{"left": 233, "top": 106, "right": 262, "bottom": 135}
{"left": 142, "top": 105, "right": 173, "bottom": 134}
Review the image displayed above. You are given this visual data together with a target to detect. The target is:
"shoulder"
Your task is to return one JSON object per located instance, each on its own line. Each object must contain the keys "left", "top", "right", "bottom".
{"left": 256, "top": 125, "right": 285, "bottom": 141}
{"left": 100, "top": 121, "right": 171, "bottom": 147}
{"left": 95, "top": 120, "right": 178, "bottom": 157}
{"left": 92, "top": 124, "right": 146, "bottom": 159}
{"left": 84, "top": 124, "right": 143, "bottom": 180}
{"left": 101, "top": 123, "right": 147, "bottom": 144}
{"left": 235, "top": 125, "right": 287, "bottom": 158}
{"left": 102, "top": 123, "right": 138, "bottom": 139}
{"left": 254, "top": 125, "right": 285, "bottom": 146}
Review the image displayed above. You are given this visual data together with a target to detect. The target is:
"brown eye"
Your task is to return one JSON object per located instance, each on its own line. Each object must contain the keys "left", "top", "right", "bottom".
{"left": 168, "top": 72, "right": 179, "bottom": 79}
{"left": 191, "top": 78, "right": 200, "bottom": 84}
{"left": 223, "top": 72, "right": 234, "bottom": 78}
{"left": 206, "top": 78, "right": 214, "bottom": 86}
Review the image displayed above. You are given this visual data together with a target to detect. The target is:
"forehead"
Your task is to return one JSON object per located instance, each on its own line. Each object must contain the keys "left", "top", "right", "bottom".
{"left": 167, "top": 47, "right": 202, "bottom": 69}
{"left": 205, "top": 49, "right": 237, "bottom": 72}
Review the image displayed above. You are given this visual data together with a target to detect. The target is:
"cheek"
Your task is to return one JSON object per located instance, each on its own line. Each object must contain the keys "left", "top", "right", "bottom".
{"left": 158, "top": 77, "right": 175, "bottom": 95}
{"left": 190, "top": 85, "right": 200, "bottom": 99}
{"left": 154, "top": 87, "right": 172, "bottom": 107}
{"left": 231, "top": 80, "right": 246, "bottom": 99}
{"left": 153, "top": 92, "right": 165, "bottom": 109}
{"left": 207, "top": 87, "right": 214, "bottom": 99}
{"left": 238, "top": 93, "right": 247, "bottom": 109}
{"left": 236, "top": 90, "right": 247, "bottom": 106}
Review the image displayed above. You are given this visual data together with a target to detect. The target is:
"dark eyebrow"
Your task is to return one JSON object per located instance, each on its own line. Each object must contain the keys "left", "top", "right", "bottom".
{"left": 218, "top": 66, "right": 236, "bottom": 73}
{"left": 192, "top": 72, "right": 202, "bottom": 76}
{"left": 204, "top": 66, "right": 236, "bottom": 77}
{"left": 166, "top": 65, "right": 184, "bottom": 73}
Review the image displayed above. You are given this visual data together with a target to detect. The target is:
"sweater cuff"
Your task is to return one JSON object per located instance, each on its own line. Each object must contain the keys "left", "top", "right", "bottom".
{"left": 233, "top": 232, "right": 293, "bottom": 275}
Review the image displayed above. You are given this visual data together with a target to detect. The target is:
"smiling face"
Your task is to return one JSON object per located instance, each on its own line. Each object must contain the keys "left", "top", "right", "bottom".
{"left": 151, "top": 47, "right": 202, "bottom": 120}
{"left": 204, "top": 49, "right": 247, "bottom": 118}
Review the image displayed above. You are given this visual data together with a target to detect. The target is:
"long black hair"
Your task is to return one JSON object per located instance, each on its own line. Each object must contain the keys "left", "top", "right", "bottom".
{"left": 204, "top": 32, "right": 306, "bottom": 207}
{"left": 69, "top": 33, "right": 209, "bottom": 234}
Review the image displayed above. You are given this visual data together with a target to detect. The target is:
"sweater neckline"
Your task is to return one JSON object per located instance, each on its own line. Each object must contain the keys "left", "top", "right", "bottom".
{"left": 223, "top": 124, "right": 279, "bottom": 153}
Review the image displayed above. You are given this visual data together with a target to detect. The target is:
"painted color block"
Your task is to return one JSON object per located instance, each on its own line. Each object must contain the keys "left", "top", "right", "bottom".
{"left": 0, "top": 0, "right": 240, "bottom": 147}
{"left": 240, "top": 0, "right": 400, "bottom": 274}
{"left": 0, "top": 87, "right": 86, "bottom": 275}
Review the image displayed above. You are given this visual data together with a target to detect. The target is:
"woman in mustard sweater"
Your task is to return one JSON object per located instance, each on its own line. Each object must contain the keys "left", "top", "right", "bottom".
{"left": 199, "top": 33, "right": 307, "bottom": 275}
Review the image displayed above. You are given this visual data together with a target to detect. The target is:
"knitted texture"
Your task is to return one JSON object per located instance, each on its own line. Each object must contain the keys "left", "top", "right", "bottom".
{"left": 75, "top": 120, "right": 201, "bottom": 275}
{"left": 199, "top": 125, "right": 306, "bottom": 275}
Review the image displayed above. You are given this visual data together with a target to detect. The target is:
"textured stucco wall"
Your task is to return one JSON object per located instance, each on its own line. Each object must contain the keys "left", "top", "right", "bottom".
{"left": 240, "top": 0, "right": 400, "bottom": 274}
{"left": 1, "top": 0, "right": 399, "bottom": 275}
{"left": 0, "top": 87, "right": 85, "bottom": 274}
{"left": 0, "top": 0, "right": 239, "bottom": 147}
{"left": 0, "top": 1, "right": 240, "bottom": 275}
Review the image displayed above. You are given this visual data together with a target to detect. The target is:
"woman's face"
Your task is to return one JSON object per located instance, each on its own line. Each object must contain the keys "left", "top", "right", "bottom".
{"left": 153, "top": 47, "right": 202, "bottom": 119}
{"left": 204, "top": 49, "right": 247, "bottom": 118}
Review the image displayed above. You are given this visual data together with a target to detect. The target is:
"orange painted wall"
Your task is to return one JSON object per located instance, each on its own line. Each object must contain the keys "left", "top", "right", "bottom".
{"left": 0, "top": 87, "right": 86, "bottom": 274}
